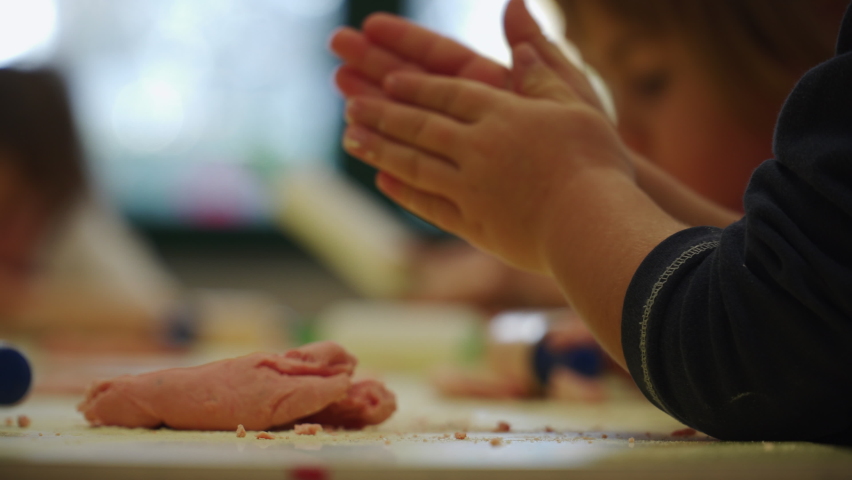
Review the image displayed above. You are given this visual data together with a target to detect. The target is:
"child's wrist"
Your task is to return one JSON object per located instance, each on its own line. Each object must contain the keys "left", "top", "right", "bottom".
{"left": 536, "top": 167, "right": 636, "bottom": 275}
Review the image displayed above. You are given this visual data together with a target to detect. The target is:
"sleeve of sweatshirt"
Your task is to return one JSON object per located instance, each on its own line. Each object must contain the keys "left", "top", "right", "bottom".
{"left": 620, "top": 6, "right": 852, "bottom": 444}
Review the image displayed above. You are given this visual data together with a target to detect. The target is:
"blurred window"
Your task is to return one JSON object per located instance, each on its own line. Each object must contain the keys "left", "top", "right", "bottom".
{"left": 2, "top": 0, "right": 345, "bottom": 228}
{"left": 0, "top": 0, "right": 579, "bottom": 230}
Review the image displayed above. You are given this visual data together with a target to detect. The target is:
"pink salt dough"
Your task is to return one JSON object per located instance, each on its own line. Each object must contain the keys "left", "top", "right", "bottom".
{"left": 302, "top": 379, "right": 397, "bottom": 429}
{"left": 77, "top": 341, "right": 357, "bottom": 431}
{"left": 294, "top": 423, "right": 323, "bottom": 435}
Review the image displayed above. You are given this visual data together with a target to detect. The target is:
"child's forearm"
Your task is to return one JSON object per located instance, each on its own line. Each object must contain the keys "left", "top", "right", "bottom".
{"left": 539, "top": 168, "right": 686, "bottom": 369}
{"left": 632, "top": 154, "right": 742, "bottom": 228}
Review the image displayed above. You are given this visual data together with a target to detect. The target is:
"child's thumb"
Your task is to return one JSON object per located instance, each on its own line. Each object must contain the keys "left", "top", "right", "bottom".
{"left": 511, "top": 43, "right": 576, "bottom": 103}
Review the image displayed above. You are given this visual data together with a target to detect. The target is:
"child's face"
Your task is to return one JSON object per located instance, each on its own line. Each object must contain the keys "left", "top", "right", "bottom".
{"left": 572, "top": 5, "right": 775, "bottom": 211}
{"left": 0, "top": 153, "right": 51, "bottom": 309}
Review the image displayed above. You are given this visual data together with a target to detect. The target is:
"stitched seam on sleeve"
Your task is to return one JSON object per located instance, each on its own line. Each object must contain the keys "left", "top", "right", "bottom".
{"left": 639, "top": 240, "right": 719, "bottom": 414}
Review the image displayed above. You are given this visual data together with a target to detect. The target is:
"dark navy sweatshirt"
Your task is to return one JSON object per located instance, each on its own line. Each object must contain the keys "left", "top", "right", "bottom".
{"left": 622, "top": 3, "right": 852, "bottom": 444}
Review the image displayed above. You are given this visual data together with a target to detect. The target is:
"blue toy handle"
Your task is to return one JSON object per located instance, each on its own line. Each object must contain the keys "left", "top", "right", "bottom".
{"left": 532, "top": 340, "right": 605, "bottom": 385}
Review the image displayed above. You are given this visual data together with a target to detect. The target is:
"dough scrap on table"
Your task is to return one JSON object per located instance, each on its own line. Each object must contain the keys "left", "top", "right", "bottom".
{"left": 17, "top": 415, "right": 31, "bottom": 428}
{"left": 294, "top": 423, "right": 323, "bottom": 435}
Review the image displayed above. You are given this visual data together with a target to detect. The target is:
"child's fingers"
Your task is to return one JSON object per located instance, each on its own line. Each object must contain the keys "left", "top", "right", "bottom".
{"left": 512, "top": 43, "right": 579, "bottom": 104}
{"left": 334, "top": 66, "right": 386, "bottom": 98}
{"left": 383, "top": 73, "right": 494, "bottom": 123}
{"left": 329, "top": 26, "right": 423, "bottom": 84}
{"left": 376, "top": 172, "right": 463, "bottom": 234}
{"left": 362, "top": 13, "right": 510, "bottom": 89}
{"left": 503, "top": 0, "right": 602, "bottom": 109}
{"left": 343, "top": 124, "right": 459, "bottom": 196}
{"left": 346, "top": 96, "right": 463, "bottom": 160}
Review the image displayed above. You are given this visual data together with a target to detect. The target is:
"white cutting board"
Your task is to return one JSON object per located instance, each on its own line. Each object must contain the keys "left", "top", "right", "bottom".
{"left": 2, "top": 375, "right": 850, "bottom": 480}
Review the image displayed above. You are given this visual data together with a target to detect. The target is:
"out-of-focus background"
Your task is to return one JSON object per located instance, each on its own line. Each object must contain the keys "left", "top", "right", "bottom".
{"left": 0, "top": 0, "right": 566, "bottom": 314}
{"left": 0, "top": 0, "right": 581, "bottom": 379}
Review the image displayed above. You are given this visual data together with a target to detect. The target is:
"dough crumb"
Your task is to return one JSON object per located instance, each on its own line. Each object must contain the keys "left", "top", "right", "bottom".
{"left": 544, "top": 426, "right": 555, "bottom": 433}
{"left": 601, "top": 434, "right": 608, "bottom": 439}
{"left": 494, "top": 421, "right": 511, "bottom": 433}
{"left": 490, "top": 437, "right": 503, "bottom": 447}
{"left": 256, "top": 432, "right": 276, "bottom": 440}
{"left": 38, "top": 433, "right": 43, "bottom": 436}
{"left": 295, "top": 424, "right": 323, "bottom": 436}
{"left": 671, "top": 428, "right": 697, "bottom": 437}
{"left": 384, "top": 440, "right": 391, "bottom": 445}
{"left": 17, "top": 415, "right": 30, "bottom": 428}
{"left": 628, "top": 437, "right": 635, "bottom": 443}
{"left": 4, "top": 417, "right": 12, "bottom": 427}
{"left": 454, "top": 432, "right": 467, "bottom": 440}
{"left": 236, "top": 424, "right": 246, "bottom": 438}
{"left": 55, "top": 432, "right": 61, "bottom": 436}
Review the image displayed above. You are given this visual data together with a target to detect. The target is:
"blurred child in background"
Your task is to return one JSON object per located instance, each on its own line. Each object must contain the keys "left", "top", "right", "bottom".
{"left": 0, "top": 67, "right": 180, "bottom": 351}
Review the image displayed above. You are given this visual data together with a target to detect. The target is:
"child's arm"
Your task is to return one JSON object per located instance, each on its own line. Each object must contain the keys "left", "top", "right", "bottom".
{"left": 343, "top": 44, "right": 687, "bottom": 367}
{"left": 345, "top": 27, "right": 852, "bottom": 444}
{"left": 330, "top": 1, "right": 740, "bottom": 228}
{"left": 632, "top": 154, "right": 741, "bottom": 227}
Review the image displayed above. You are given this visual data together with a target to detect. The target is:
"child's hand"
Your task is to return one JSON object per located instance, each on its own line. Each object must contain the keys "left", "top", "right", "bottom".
{"left": 343, "top": 44, "right": 633, "bottom": 273}
{"left": 330, "top": 0, "right": 602, "bottom": 110}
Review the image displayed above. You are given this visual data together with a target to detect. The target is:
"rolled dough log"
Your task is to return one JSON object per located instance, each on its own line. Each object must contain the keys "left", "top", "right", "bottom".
{"left": 77, "top": 341, "right": 395, "bottom": 430}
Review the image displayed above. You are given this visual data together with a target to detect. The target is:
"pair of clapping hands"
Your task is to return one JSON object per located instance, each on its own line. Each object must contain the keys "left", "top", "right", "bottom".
{"left": 331, "top": 0, "right": 690, "bottom": 367}
{"left": 331, "top": 0, "right": 635, "bottom": 276}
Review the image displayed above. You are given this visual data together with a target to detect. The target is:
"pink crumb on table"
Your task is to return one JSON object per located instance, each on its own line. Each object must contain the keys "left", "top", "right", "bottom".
{"left": 17, "top": 415, "right": 31, "bottom": 428}
{"left": 295, "top": 424, "right": 323, "bottom": 435}
{"left": 454, "top": 432, "right": 467, "bottom": 440}
{"left": 494, "top": 421, "right": 511, "bottom": 433}
{"left": 256, "top": 432, "right": 276, "bottom": 440}
{"left": 544, "top": 426, "right": 554, "bottom": 433}
{"left": 671, "top": 428, "right": 697, "bottom": 437}
{"left": 236, "top": 424, "right": 246, "bottom": 438}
